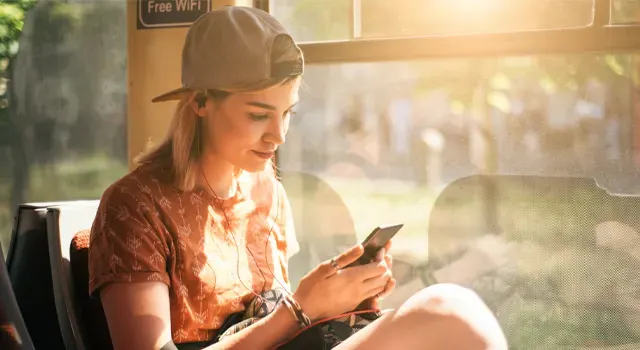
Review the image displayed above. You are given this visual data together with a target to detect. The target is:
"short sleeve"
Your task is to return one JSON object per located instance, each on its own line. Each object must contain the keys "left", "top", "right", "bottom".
{"left": 88, "top": 182, "right": 170, "bottom": 297}
{"left": 278, "top": 181, "right": 300, "bottom": 260}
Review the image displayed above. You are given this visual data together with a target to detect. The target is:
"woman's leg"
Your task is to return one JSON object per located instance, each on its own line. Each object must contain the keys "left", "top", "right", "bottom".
{"left": 335, "top": 283, "right": 508, "bottom": 350}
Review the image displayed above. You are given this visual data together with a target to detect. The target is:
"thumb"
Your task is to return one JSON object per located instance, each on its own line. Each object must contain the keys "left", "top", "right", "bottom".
{"left": 374, "top": 248, "right": 386, "bottom": 262}
{"left": 320, "top": 244, "right": 364, "bottom": 276}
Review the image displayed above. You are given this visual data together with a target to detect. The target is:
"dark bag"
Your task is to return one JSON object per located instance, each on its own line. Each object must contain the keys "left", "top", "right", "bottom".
{"left": 217, "top": 288, "right": 381, "bottom": 349}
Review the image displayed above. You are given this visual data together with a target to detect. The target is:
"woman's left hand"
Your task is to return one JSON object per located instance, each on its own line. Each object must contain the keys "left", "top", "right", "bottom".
{"left": 363, "top": 240, "right": 396, "bottom": 310}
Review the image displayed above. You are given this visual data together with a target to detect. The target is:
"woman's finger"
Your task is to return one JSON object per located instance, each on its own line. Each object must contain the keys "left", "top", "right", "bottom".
{"left": 364, "top": 282, "right": 387, "bottom": 301}
{"left": 384, "top": 254, "right": 393, "bottom": 271}
{"left": 384, "top": 239, "right": 393, "bottom": 252}
{"left": 378, "top": 278, "right": 397, "bottom": 299}
{"left": 319, "top": 244, "right": 364, "bottom": 276}
{"left": 344, "top": 259, "right": 388, "bottom": 281}
{"left": 361, "top": 269, "right": 391, "bottom": 292}
{"left": 373, "top": 248, "right": 386, "bottom": 262}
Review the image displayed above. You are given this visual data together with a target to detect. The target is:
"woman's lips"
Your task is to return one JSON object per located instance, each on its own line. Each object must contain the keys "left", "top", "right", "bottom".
{"left": 252, "top": 150, "right": 275, "bottom": 159}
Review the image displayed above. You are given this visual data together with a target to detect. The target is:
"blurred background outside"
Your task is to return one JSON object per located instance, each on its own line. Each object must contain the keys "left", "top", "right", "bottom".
{"left": 3, "top": 1, "right": 640, "bottom": 348}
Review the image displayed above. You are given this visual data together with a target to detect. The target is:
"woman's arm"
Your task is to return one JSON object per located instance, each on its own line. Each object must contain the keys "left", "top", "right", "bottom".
{"left": 100, "top": 244, "right": 390, "bottom": 350}
{"left": 208, "top": 302, "right": 299, "bottom": 350}
{"left": 101, "top": 281, "right": 300, "bottom": 350}
{"left": 101, "top": 282, "right": 173, "bottom": 350}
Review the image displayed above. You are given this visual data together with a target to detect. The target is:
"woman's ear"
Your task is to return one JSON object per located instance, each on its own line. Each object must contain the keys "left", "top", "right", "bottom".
{"left": 189, "top": 94, "right": 208, "bottom": 117}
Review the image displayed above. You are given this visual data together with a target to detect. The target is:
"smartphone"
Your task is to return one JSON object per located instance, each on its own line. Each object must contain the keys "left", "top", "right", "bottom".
{"left": 347, "top": 223, "right": 404, "bottom": 267}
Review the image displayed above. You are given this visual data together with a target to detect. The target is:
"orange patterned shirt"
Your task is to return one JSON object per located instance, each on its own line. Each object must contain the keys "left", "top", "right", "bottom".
{"left": 88, "top": 163, "right": 299, "bottom": 344}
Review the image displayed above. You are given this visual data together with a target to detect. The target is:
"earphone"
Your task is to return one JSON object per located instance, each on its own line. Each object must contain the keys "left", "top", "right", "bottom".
{"left": 194, "top": 92, "right": 207, "bottom": 109}
{"left": 201, "top": 168, "right": 290, "bottom": 311}
{"left": 195, "top": 95, "right": 207, "bottom": 109}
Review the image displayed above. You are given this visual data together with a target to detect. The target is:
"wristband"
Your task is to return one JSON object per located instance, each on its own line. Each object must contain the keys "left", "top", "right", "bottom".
{"left": 282, "top": 294, "right": 311, "bottom": 328}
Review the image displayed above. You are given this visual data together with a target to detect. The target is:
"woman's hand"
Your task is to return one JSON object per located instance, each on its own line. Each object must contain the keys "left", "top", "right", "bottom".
{"left": 361, "top": 240, "right": 396, "bottom": 310}
{"left": 292, "top": 243, "right": 392, "bottom": 321}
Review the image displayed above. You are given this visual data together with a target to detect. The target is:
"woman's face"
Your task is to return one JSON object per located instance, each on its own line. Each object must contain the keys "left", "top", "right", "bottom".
{"left": 203, "top": 79, "right": 300, "bottom": 173}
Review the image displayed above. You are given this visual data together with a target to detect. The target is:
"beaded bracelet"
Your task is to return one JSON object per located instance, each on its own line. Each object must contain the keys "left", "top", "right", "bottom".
{"left": 282, "top": 294, "right": 311, "bottom": 328}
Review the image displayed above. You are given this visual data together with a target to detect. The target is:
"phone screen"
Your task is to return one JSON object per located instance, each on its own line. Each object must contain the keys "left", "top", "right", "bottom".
{"left": 348, "top": 223, "right": 404, "bottom": 267}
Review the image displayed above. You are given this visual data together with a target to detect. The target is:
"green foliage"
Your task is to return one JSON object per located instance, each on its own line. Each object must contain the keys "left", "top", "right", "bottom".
{"left": 0, "top": 0, "right": 37, "bottom": 60}
{"left": 0, "top": 0, "right": 128, "bottom": 257}
{"left": 0, "top": 0, "right": 36, "bottom": 143}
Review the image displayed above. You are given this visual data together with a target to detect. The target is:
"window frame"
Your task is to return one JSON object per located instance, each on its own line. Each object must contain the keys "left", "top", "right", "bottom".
{"left": 257, "top": 0, "right": 640, "bottom": 63}
{"left": 258, "top": 0, "right": 640, "bottom": 176}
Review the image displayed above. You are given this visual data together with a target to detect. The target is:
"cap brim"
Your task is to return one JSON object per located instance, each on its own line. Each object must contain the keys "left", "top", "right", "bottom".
{"left": 151, "top": 87, "right": 190, "bottom": 103}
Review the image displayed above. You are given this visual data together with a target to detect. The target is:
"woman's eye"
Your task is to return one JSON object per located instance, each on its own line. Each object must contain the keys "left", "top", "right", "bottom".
{"left": 248, "top": 113, "right": 269, "bottom": 121}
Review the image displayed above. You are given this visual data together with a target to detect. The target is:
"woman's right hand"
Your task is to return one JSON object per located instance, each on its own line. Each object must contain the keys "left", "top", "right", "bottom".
{"left": 292, "top": 244, "right": 391, "bottom": 321}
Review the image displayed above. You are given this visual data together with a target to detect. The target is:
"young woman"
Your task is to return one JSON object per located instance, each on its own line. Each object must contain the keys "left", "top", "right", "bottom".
{"left": 88, "top": 6, "right": 508, "bottom": 350}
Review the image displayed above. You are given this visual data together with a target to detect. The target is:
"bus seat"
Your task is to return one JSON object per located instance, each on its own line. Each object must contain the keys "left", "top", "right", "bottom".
{"left": 5, "top": 202, "right": 67, "bottom": 349}
{"left": 1, "top": 243, "right": 35, "bottom": 350}
{"left": 281, "top": 171, "right": 358, "bottom": 289}
{"left": 426, "top": 175, "right": 640, "bottom": 347}
{"left": 46, "top": 201, "right": 100, "bottom": 350}
{"left": 69, "top": 229, "right": 113, "bottom": 350}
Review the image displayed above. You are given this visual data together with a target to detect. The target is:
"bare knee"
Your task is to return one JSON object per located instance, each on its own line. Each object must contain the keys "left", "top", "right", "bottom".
{"left": 398, "top": 283, "right": 508, "bottom": 350}
{"left": 401, "top": 283, "right": 485, "bottom": 313}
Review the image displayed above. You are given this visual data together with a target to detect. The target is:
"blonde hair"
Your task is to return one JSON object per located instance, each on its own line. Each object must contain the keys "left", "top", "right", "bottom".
{"left": 135, "top": 77, "right": 296, "bottom": 191}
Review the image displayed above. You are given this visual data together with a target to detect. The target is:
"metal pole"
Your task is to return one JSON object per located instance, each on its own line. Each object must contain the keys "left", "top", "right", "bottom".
{"left": 594, "top": 0, "right": 611, "bottom": 27}
{"left": 350, "top": 0, "right": 362, "bottom": 39}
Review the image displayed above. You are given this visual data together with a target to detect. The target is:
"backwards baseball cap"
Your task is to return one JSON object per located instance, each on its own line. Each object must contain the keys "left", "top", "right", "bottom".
{"left": 151, "top": 6, "right": 304, "bottom": 103}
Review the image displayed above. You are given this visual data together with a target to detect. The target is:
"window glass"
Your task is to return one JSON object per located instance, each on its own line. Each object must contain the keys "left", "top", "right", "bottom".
{"left": 270, "top": 0, "right": 352, "bottom": 42}
{"left": 271, "top": 0, "right": 594, "bottom": 42}
{"left": 280, "top": 53, "right": 640, "bottom": 349}
{"left": 612, "top": 0, "right": 640, "bottom": 24}
{"left": 0, "top": 1, "right": 128, "bottom": 255}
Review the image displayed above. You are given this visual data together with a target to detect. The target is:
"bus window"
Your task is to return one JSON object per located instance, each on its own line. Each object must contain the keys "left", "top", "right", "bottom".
{"left": 272, "top": 6, "right": 640, "bottom": 346}
{"left": 0, "top": 1, "right": 128, "bottom": 256}
{"left": 612, "top": 0, "right": 640, "bottom": 24}
{"left": 271, "top": 0, "right": 594, "bottom": 42}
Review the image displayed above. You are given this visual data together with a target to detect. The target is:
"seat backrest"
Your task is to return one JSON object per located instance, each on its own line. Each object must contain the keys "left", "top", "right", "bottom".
{"left": 69, "top": 230, "right": 113, "bottom": 350}
{"left": 46, "top": 201, "right": 100, "bottom": 350}
{"left": 5, "top": 202, "right": 66, "bottom": 349}
{"left": 281, "top": 171, "right": 357, "bottom": 289}
{"left": 428, "top": 175, "right": 609, "bottom": 254}
{"left": 0, "top": 244, "right": 35, "bottom": 350}
{"left": 428, "top": 175, "right": 640, "bottom": 348}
